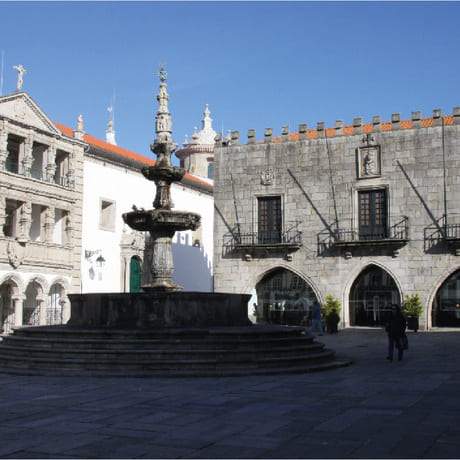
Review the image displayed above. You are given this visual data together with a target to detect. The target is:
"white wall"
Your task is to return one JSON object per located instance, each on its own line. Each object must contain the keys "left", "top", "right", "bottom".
{"left": 81, "top": 156, "right": 213, "bottom": 293}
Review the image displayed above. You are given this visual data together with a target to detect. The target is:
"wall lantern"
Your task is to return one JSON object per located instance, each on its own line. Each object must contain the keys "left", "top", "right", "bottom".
{"left": 96, "top": 255, "right": 106, "bottom": 268}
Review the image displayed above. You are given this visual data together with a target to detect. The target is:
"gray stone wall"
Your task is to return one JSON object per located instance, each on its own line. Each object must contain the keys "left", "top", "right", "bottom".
{"left": 213, "top": 112, "right": 460, "bottom": 330}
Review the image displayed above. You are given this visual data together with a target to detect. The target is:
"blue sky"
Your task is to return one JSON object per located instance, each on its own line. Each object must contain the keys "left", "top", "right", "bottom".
{"left": 1, "top": 2, "right": 459, "bottom": 160}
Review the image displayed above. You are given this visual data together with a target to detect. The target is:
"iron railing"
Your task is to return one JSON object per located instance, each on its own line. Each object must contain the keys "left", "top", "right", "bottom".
{"left": 424, "top": 214, "right": 460, "bottom": 250}
{"left": 223, "top": 221, "right": 302, "bottom": 253}
{"left": 318, "top": 216, "right": 409, "bottom": 252}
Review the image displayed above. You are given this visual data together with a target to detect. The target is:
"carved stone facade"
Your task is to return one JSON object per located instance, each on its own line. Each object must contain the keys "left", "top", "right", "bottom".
{"left": 0, "top": 92, "right": 85, "bottom": 332}
{"left": 214, "top": 110, "right": 460, "bottom": 330}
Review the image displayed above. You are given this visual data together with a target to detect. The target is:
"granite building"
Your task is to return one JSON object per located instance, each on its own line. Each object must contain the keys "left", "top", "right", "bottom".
{"left": 213, "top": 109, "right": 460, "bottom": 330}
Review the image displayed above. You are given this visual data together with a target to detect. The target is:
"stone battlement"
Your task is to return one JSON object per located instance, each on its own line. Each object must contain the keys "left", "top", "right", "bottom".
{"left": 215, "top": 107, "right": 460, "bottom": 146}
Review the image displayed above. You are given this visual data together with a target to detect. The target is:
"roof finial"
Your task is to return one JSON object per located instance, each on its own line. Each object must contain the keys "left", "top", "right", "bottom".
{"left": 13, "top": 64, "right": 26, "bottom": 92}
{"left": 74, "top": 114, "right": 85, "bottom": 140}
{"left": 106, "top": 105, "right": 117, "bottom": 145}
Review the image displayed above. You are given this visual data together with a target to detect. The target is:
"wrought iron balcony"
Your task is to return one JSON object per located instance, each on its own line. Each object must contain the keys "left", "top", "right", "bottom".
{"left": 318, "top": 216, "right": 409, "bottom": 252}
{"left": 223, "top": 221, "right": 302, "bottom": 256}
{"left": 424, "top": 215, "right": 460, "bottom": 253}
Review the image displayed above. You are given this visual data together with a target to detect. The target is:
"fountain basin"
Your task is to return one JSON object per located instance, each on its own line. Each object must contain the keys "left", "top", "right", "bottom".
{"left": 122, "top": 209, "right": 200, "bottom": 232}
{"left": 67, "top": 291, "right": 251, "bottom": 328}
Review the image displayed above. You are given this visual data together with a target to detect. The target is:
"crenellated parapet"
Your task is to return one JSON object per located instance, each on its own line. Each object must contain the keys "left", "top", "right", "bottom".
{"left": 216, "top": 106, "right": 460, "bottom": 147}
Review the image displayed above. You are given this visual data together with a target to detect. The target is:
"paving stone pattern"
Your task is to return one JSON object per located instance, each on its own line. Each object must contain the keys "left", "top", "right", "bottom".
{"left": 0, "top": 329, "right": 459, "bottom": 459}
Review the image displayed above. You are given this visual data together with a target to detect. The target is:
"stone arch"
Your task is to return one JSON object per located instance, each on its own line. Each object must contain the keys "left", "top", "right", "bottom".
{"left": 345, "top": 261, "right": 403, "bottom": 327}
{"left": 27, "top": 276, "right": 49, "bottom": 300}
{"left": 427, "top": 265, "right": 460, "bottom": 329}
{"left": 0, "top": 273, "right": 24, "bottom": 298}
{"left": 0, "top": 273, "right": 24, "bottom": 333}
{"left": 23, "top": 277, "right": 48, "bottom": 326}
{"left": 253, "top": 266, "right": 322, "bottom": 326}
{"left": 47, "top": 277, "right": 70, "bottom": 325}
{"left": 246, "top": 264, "right": 323, "bottom": 304}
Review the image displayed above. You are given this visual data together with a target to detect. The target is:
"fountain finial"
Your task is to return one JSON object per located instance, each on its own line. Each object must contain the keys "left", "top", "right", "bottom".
{"left": 154, "top": 65, "right": 173, "bottom": 150}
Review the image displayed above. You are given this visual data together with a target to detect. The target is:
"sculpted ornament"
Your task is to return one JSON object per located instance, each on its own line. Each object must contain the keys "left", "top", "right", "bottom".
{"left": 357, "top": 134, "right": 381, "bottom": 179}
{"left": 260, "top": 167, "right": 275, "bottom": 186}
{"left": 7, "top": 239, "right": 28, "bottom": 269}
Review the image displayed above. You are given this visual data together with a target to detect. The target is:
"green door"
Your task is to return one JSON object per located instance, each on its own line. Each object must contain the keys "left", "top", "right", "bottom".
{"left": 129, "top": 257, "right": 142, "bottom": 293}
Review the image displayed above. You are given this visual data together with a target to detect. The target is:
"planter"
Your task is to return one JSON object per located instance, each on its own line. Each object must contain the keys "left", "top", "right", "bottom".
{"left": 326, "top": 314, "right": 340, "bottom": 334}
{"left": 407, "top": 315, "right": 419, "bottom": 333}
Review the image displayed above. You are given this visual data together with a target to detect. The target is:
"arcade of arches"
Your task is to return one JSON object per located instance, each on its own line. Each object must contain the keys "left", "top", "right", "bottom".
{"left": 254, "top": 265, "right": 460, "bottom": 330}
{"left": 0, "top": 278, "right": 68, "bottom": 334}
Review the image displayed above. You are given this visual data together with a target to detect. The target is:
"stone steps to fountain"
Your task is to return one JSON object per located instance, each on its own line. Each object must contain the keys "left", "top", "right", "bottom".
{"left": 0, "top": 342, "right": 325, "bottom": 359}
{"left": 0, "top": 325, "right": 351, "bottom": 377}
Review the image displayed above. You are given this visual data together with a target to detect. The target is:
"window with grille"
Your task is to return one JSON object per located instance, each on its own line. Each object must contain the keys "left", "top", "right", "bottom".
{"left": 358, "top": 189, "right": 387, "bottom": 240}
{"left": 257, "top": 196, "right": 282, "bottom": 244}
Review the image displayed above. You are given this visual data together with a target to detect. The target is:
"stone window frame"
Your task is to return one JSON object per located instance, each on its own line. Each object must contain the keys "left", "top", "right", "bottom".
{"left": 99, "top": 198, "right": 116, "bottom": 232}
{"left": 351, "top": 183, "right": 391, "bottom": 236}
{"left": 252, "top": 192, "right": 286, "bottom": 236}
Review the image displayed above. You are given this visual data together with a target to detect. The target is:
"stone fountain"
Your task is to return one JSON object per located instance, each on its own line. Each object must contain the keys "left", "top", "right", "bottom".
{"left": 122, "top": 66, "right": 200, "bottom": 292}
{"left": 0, "top": 69, "right": 350, "bottom": 376}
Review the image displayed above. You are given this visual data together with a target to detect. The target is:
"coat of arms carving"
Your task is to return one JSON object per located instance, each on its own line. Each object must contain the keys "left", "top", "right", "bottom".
{"left": 260, "top": 168, "right": 275, "bottom": 186}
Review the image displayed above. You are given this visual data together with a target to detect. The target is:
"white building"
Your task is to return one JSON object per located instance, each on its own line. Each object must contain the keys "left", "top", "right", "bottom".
{"left": 57, "top": 122, "right": 214, "bottom": 294}
{"left": 0, "top": 86, "right": 214, "bottom": 334}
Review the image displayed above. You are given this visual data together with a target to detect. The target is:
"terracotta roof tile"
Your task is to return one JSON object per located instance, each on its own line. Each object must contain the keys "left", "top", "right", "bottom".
{"left": 269, "top": 116, "right": 455, "bottom": 144}
{"left": 55, "top": 122, "right": 213, "bottom": 192}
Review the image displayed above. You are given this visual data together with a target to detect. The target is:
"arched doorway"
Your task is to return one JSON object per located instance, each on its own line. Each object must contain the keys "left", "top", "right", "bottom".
{"left": 255, "top": 268, "right": 319, "bottom": 326}
{"left": 129, "top": 256, "right": 142, "bottom": 293}
{"left": 24, "top": 281, "right": 41, "bottom": 326}
{"left": 47, "top": 284, "right": 64, "bottom": 325}
{"left": 0, "top": 281, "right": 17, "bottom": 334}
{"left": 432, "top": 269, "right": 460, "bottom": 327}
{"left": 349, "top": 265, "right": 401, "bottom": 327}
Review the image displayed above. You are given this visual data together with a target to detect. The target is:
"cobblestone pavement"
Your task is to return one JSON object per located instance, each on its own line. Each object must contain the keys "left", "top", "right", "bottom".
{"left": 0, "top": 329, "right": 459, "bottom": 459}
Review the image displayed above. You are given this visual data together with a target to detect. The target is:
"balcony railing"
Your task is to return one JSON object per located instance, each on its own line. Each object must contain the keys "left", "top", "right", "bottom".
{"left": 223, "top": 221, "right": 302, "bottom": 255}
{"left": 318, "top": 216, "right": 409, "bottom": 252}
{"left": 424, "top": 215, "right": 460, "bottom": 252}
{"left": 2, "top": 165, "right": 72, "bottom": 188}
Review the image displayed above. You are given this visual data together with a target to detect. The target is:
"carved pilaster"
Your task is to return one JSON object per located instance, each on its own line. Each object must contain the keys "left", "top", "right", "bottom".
{"left": 46, "top": 143, "right": 57, "bottom": 182}
{"left": 14, "top": 297, "right": 24, "bottom": 327}
{"left": 17, "top": 201, "right": 31, "bottom": 243}
{"left": 44, "top": 206, "right": 55, "bottom": 242}
{"left": 64, "top": 212, "right": 73, "bottom": 245}
{"left": 0, "top": 120, "right": 8, "bottom": 170}
{"left": 0, "top": 194, "right": 5, "bottom": 237}
{"left": 21, "top": 136, "right": 33, "bottom": 177}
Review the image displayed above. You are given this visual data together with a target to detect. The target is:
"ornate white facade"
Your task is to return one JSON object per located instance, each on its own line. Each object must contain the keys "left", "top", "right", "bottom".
{"left": 0, "top": 93, "right": 85, "bottom": 331}
{"left": 0, "top": 89, "right": 215, "bottom": 334}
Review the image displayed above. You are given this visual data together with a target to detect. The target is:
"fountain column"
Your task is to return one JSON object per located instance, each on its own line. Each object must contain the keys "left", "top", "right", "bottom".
{"left": 123, "top": 66, "right": 200, "bottom": 291}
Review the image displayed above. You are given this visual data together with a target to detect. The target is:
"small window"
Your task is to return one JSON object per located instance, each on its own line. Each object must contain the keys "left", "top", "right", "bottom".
{"left": 99, "top": 199, "right": 116, "bottom": 231}
{"left": 257, "top": 196, "right": 282, "bottom": 244}
{"left": 207, "top": 162, "right": 214, "bottom": 180}
{"left": 4, "top": 199, "right": 20, "bottom": 237}
{"left": 54, "top": 150, "right": 70, "bottom": 186}
{"left": 358, "top": 189, "right": 388, "bottom": 240}
{"left": 29, "top": 204, "right": 45, "bottom": 241}
{"left": 31, "top": 142, "right": 46, "bottom": 180}
{"left": 5, "top": 135, "right": 21, "bottom": 174}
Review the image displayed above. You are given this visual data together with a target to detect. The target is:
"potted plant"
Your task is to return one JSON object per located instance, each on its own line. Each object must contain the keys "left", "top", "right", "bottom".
{"left": 402, "top": 294, "right": 423, "bottom": 332}
{"left": 322, "top": 294, "right": 341, "bottom": 334}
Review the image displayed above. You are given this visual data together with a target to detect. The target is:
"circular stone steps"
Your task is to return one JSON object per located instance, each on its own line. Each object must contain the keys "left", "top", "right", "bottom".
{"left": 0, "top": 325, "right": 351, "bottom": 377}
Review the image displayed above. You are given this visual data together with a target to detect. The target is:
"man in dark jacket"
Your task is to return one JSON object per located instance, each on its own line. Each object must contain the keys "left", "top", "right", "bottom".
{"left": 385, "top": 304, "right": 407, "bottom": 362}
